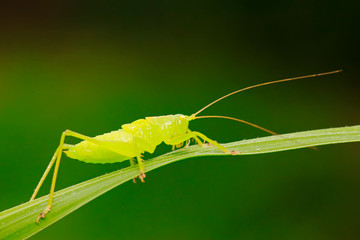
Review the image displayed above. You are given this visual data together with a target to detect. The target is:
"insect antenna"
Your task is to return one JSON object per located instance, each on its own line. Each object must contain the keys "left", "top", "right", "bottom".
{"left": 192, "top": 70, "right": 342, "bottom": 117}
{"left": 194, "top": 115, "right": 318, "bottom": 150}
{"left": 195, "top": 115, "right": 277, "bottom": 135}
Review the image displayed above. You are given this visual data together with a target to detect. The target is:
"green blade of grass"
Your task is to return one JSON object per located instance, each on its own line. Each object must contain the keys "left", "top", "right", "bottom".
{"left": 1, "top": 125, "right": 359, "bottom": 239}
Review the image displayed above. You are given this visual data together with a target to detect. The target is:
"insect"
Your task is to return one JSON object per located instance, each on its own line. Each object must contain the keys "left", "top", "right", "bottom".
{"left": 29, "top": 70, "right": 341, "bottom": 223}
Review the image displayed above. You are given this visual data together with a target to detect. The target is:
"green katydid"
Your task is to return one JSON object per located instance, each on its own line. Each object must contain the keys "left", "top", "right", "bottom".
{"left": 29, "top": 70, "right": 341, "bottom": 223}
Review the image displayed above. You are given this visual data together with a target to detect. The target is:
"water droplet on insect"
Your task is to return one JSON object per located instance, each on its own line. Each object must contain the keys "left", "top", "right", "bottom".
{"left": 256, "top": 148, "right": 260, "bottom": 151}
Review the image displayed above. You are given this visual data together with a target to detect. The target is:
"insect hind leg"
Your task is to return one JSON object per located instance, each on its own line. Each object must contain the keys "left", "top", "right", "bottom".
{"left": 35, "top": 130, "right": 67, "bottom": 223}
{"left": 29, "top": 143, "right": 74, "bottom": 202}
{"left": 29, "top": 147, "right": 60, "bottom": 201}
{"left": 34, "top": 129, "right": 128, "bottom": 223}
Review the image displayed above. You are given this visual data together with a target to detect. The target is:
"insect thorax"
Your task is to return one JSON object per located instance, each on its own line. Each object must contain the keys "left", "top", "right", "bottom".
{"left": 145, "top": 114, "right": 190, "bottom": 141}
{"left": 122, "top": 114, "right": 190, "bottom": 151}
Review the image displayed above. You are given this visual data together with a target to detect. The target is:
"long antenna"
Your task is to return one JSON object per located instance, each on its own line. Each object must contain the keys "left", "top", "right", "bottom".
{"left": 192, "top": 70, "right": 342, "bottom": 117}
{"left": 194, "top": 115, "right": 317, "bottom": 150}
{"left": 195, "top": 115, "right": 278, "bottom": 136}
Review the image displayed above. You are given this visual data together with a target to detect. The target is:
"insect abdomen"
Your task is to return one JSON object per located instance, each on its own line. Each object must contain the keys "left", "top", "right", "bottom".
{"left": 65, "top": 130, "right": 136, "bottom": 164}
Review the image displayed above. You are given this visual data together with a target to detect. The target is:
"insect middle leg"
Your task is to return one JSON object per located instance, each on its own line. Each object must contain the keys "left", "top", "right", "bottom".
{"left": 129, "top": 156, "right": 146, "bottom": 183}
{"left": 129, "top": 158, "right": 138, "bottom": 183}
{"left": 136, "top": 155, "right": 146, "bottom": 182}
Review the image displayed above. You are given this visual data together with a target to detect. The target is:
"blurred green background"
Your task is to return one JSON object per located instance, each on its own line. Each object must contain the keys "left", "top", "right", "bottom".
{"left": 0, "top": 1, "right": 359, "bottom": 239}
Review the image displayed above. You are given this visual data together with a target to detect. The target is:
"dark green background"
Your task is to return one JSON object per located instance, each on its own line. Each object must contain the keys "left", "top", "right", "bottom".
{"left": 0, "top": 1, "right": 359, "bottom": 239}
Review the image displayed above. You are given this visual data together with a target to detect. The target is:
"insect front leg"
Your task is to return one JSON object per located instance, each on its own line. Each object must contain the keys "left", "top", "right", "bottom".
{"left": 194, "top": 131, "right": 240, "bottom": 155}
{"left": 165, "top": 132, "right": 204, "bottom": 147}
{"left": 193, "top": 136, "right": 203, "bottom": 146}
{"left": 166, "top": 131, "right": 240, "bottom": 155}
